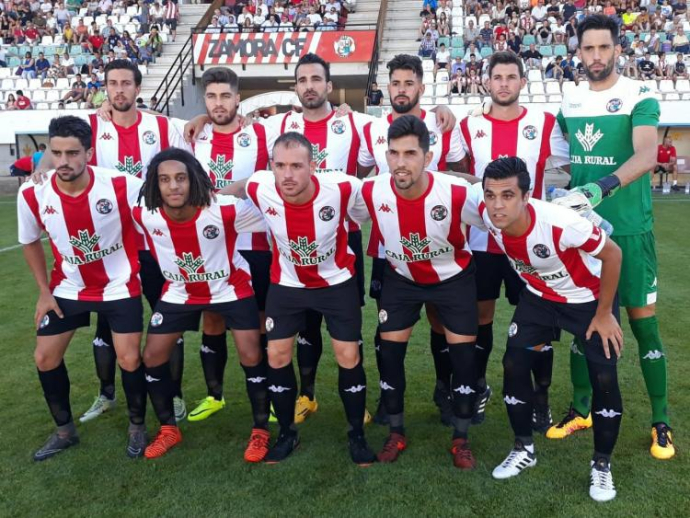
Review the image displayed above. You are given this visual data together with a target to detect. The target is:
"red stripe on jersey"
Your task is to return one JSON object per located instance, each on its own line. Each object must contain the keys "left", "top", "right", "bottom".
{"left": 362, "top": 180, "right": 383, "bottom": 257}
{"left": 282, "top": 179, "right": 328, "bottom": 288}
{"left": 210, "top": 129, "right": 236, "bottom": 186}
{"left": 346, "top": 113, "right": 361, "bottom": 175}
{"left": 448, "top": 184, "right": 472, "bottom": 269}
{"left": 334, "top": 181, "right": 355, "bottom": 275}
{"left": 395, "top": 175, "right": 441, "bottom": 284}
{"left": 114, "top": 111, "right": 144, "bottom": 179}
{"left": 279, "top": 112, "right": 290, "bottom": 135}
{"left": 88, "top": 114, "right": 98, "bottom": 166}
{"left": 552, "top": 226, "right": 600, "bottom": 299}
{"left": 490, "top": 116, "right": 519, "bottom": 158}
{"left": 248, "top": 181, "right": 283, "bottom": 283}
{"left": 49, "top": 239, "right": 67, "bottom": 291}
{"left": 219, "top": 204, "right": 254, "bottom": 300}
{"left": 134, "top": 207, "right": 170, "bottom": 298}
{"left": 438, "top": 128, "right": 452, "bottom": 171}
{"left": 58, "top": 170, "right": 109, "bottom": 300}
{"left": 254, "top": 123, "right": 269, "bottom": 170}
{"left": 363, "top": 122, "right": 380, "bottom": 175}
{"left": 303, "top": 112, "right": 333, "bottom": 169}
{"left": 579, "top": 226, "right": 604, "bottom": 254}
{"left": 112, "top": 176, "right": 141, "bottom": 297}
{"left": 157, "top": 116, "right": 170, "bottom": 151}
{"left": 166, "top": 211, "right": 213, "bottom": 304}
{"left": 459, "top": 118, "right": 475, "bottom": 174}
{"left": 534, "top": 113, "right": 556, "bottom": 200}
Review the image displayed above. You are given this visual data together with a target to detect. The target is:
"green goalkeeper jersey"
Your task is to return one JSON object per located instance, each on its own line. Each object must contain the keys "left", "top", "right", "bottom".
{"left": 557, "top": 75, "right": 659, "bottom": 236}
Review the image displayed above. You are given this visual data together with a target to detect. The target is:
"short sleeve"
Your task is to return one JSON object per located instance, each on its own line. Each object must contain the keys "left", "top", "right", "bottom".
{"left": 631, "top": 97, "right": 660, "bottom": 128}
{"left": 357, "top": 120, "right": 376, "bottom": 168}
{"left": 461, "top": 182, "right": 487, "bottom": 230}
{"left": 17, "top": 186, "right": 43, "bottom": 244}
{"left": 556, "top": 109, "right": 568, "bottom": 136}
{"left": 445, "top": 124, "right": 467, "bottom": 164}
{"left": 549, "top": 115, "right": 570, "bottom": 167}
{"left": 260, "top": 114, "right": 284, "bottom": 159}
{"left": 346, "top": 176, "right": 371, "bottom": 225}
{"left": 559, "top": 215, "right": 606, "bottom": 256}
{"left": 168, "top": 117, "right": 193, "bottom": 153}
{"left": 231, "top": 198, "right": 267, "bottom": 234}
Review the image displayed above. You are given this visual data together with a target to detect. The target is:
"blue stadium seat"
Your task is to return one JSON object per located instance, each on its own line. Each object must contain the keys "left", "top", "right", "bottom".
{"left": 480, "top": 47, "right": 493, "bottom": 58}
{"left": 540, "top": 45, "right": 553, "bottom": 57}
{"left": 438, "top": 36, "right": 450, "bottom": 48}
{"left": 554, "top": 45, "right": 567, "bottom": 56}
{"left": 451, "top": 47, "right": 464, "bottom": 59}
{"left": 451, "top": 36, "right": 463, "bottom": 48}
{"left": 523, "top": 35, "right": 536, "bottom": 46}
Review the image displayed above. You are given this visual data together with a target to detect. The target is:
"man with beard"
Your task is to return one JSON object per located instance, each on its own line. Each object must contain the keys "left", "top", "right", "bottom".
{"left": 357, "top": 54, "right": 466, "bottom": 427}
{"left": 36, "top": 60, "right": 193, "bottom": 426}
{"left": 550, "top": 14, "right": 675, "bottom": 460}
{"left": 458, "top": 51, "right": 570, "bottom": 431}
{"left": 184, "top": 67, "right": 272, "bottom": 422}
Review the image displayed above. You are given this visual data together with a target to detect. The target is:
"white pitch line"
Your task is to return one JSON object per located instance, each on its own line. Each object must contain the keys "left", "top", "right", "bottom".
{"left": 0, "top": 238, "right": 47, "bottom": 254}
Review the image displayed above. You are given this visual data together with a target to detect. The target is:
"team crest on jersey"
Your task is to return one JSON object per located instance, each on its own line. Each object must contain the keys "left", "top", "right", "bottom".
{"left": 430, "top": 205, "right": 448, "bottom": 221}
{"left": 95, "top": 199, "right": 113, "bottom": 214}
{"left": 508, "top": 322, "right": 518, "bottom": 337}
{"left": 334, "top": 35, "right": 355, "bottom": 58}
{"left": 150, "top": 312, "right": 164, "bottom": 327}
{"left": 522, "top": 125, "right": 538, "bottom": 140}
{"left": 319, "top": 206, "right": 335, "bottom": 221}
{"left": 606, "top": 98, "right": 623, "bottom": 113}
{"left": 428, "top": 131, "right": 438, "bottom": 146}
{"left": 378, "top": 309, "right": 388, "bottom": 324}
{"left": 142, "top": 130, "right": 157, "bottom": 146}
{"left": 265, "top": 317, "right": 274, "bottom": 332}
{"left": 533, "top": 244, "right": 550, "bottom": 258}
{"left": 330, "top": 119, "right": 346, "bottom": 135}
{"left": 203, "top": 225, "right": 220, "bottom": 240}
{"left": 237, "top": 132, "right": 251, "bottom": 147}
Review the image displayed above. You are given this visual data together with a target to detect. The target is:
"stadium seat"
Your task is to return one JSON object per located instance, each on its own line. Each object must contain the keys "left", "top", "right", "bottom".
{"left": 519, "top": 95, "right": 530, "bottom": 103}
{"left": 29, "top": 78, "right": 42, "bottom": 90}
{"left": 83, "top": 16, "right": 94, "bottom": 26}
{"left": 451, "top": 37, "right": 463, "bottom": 48}
{"left": 451, "top": 48, "right": 464, "bottom": 59}
{"left": 675, "top": 80, "right": 690, "bottom": 92}
{"left": 478, "top": 15, "right": 491, "bottom": 26}
{"left": 0, "top": 68, "right": 10, "bottom": 79}
{"left": 539, "top": 46, "right": 553, "bottom": 57}
{"left": 31, "top": 90, "right": 46, "bottom": 102}
{"left": 527, "top": 69, "right": 542, "bottom": 82}
{"left": 529, "top": 82, "right": 545, "bottom": 94}
{"left": 480, "top": 47, "right": 492, "bottom": 58}
{"left": 659, "top": 80, "right": 674, "bottom": 92}
{"left": 15, "top": 78, "right": 28, "bottom": 90}
{"left": 437, "top": 70, "right": 449, "bottom": 83}
{"left": 562, "top": 81, "right": 578, "bottom": 94}
{"left": 554, "top": 45, "right": 567, "bottom": 57}
{"left": 41, "top": 35, "right": 53, "bottom": 45}
{"left": 665, "top": 93, "right": 680, "bottom": 100}
{"left": 422, "top": 60, "right": 434, "bottom": 72}
{"left": 56, "top": 78, "right": 70, "bottom": 89}
{"left": 438, "top": 37, "right": 450, "bottom": 48}
{"left": 532, "top": 94, "right": 547, "bottom": 103}
{"left": 644, "top": 79, "right": 658, "bottom": 92}
{"left": 423, "top": 84, "right": 435, "bottom": 96}
{"left": 545, "top": 81, "right": 561, "bottom": 94}
{"left": 436, "top": 96, "right": 449, "bottom": 105}
{"left": 523, "top": 35, "right": 535, "bottom": 46}
{"left": 1, "top": 78, "right": 14, "bottom": 90}
{"left": 120, "top": 15, "right": 131, "bottom": 24}
{"left": 451, "top": 96, "right": 465, "bottom": 104}
{"left": 548, "top": 94, "right": 563, "bottom": 103}
{"left": 46, "top": 90, "right": 60, "bottom": 102}
{"left": 466, "top": 96, "right": 481, "bottom": 104}
{"left": 67, "top": 102, "right": 79, "bottom": 110}
{"left": 36, "top": 102, "right": 49, "bottom": 109}
{"left": 423, "top": 71, "right": 434, "bottom": 84}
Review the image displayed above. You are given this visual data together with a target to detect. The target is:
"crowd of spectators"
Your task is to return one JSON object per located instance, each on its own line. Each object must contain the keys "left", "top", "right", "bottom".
{"left": 416, "top": 0, "right": 690, "bottom": 95}
{"left": 203, "top": 0, "right": 357, "bottom": 34}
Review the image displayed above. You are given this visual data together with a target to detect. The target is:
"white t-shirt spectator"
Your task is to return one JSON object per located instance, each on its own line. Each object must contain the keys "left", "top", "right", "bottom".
{"left": 532, "top": 5, "right": 548, "bottom": 21}
{"left": 40, "top": 1, "right": 52, "bottom": 13}
{"left": 436, "top": 48, "right": 450, "bottom": 65}
{"left": 61, "top": 56, "right": 75, "bottom": 68}
{"left": 253, "top": 14, "right": 266, "bottom": 25}
{"left": 279, "top": 20, "right": 294, "bottom": 32}
{"left": 99, "top": 0, "right": 112, "bottom": 13}
{"left": 324, "top": 9, "right": 339, "bottom": 22}
{"left": 55, "top": 7, "right": 71, "bottom": 23}
{"left": 262, "top": 18, "right": 279, "bottom": 32}
{"left": 308, "top": 12, "right": 323, "bottom": 26}
{"left": 255, "top": 3, "right": 269, "bottom": 18}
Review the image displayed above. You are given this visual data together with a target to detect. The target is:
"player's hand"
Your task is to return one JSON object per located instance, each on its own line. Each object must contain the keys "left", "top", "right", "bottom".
{"left": 432, "top": 105, "right": 456, "bottom": 133}
{"left": 30, "top": 169, "right": 49, "bottom": 185}
{"left": 335, "top": 103, "right": 353, "bottom": 117}
{"left": 551, "top": 188, "right": 594, "bottom": 214}
{"left": 97, "top": 99, "right": 113, "bottom": 122}
{"left": 35, "top": 291, "right": 63, "bottom": 330}
{"left": 239, "top": 114, "right": 251, "bottom": 128}
{"left": 469, "top": 99, "right": 492, "bottom": 117}
{"left": 183, "top": 115, "right": 211, "bottom": 143}
{"left": 586, "top": 311, "right": 623, "bottom": 360}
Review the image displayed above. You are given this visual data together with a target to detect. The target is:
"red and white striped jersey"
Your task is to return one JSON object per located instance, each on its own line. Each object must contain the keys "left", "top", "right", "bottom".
{"left": 459, "top": 109, "right": 570, "bottom": 253}
{"left": 357, "top": 172, "right": 484, "bottom": 284}
{"left": 478, "top": 197, "right": 605, "bottom": 303}
{"left": 87, "top": 111, "right": 191, "bottom": 180}
{"left": 246, "top": 170, "right": 368, "bottom": 289}
{"left": 358, "top": 110, "right": 466, "bottom": 175}
{"left": 261, "top": 109, "right": 369, "bottom": 232}
{"left": 194, "top": 122, "right": 270, "bottom": 252}
{"left": 132, "top": 196, "right": 266, "bottom": 305}
{"left": 17, "top": 167, "right": 142, "bottom": 302}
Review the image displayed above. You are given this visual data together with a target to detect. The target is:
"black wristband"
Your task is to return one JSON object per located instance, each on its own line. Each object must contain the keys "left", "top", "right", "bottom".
{"left": 595, "top": 175, "right": 621, "bottom": 198}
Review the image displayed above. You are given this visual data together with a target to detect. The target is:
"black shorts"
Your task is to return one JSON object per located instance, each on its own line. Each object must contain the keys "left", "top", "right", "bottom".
{"left": 139, "top": 250, "right": 165, "bottom": 310}
{"left": 369, "top": 257, "right": 387, "bottom": 300}
{"left": 474, "top": 251, "right": 524, "bottom": 305}
{"left": 349, "top": 230, "right": 365, "bottom": 307}
{"left": 165, "top": 18, "right": 177, "bottom": 30}
{"left": 378, "top": 263, "right": 478, "bottom": 337}
{"left": 147, "top": 297, "right": 260, "bottom": 334}
{"left": 239, "top": 250, "right": 272, "bottom": 311}
{"left": 37, "top": 296, "right": 143, "bottom": 336}
{"left": 507, "top": 289, "right": 620, "bottom": 365}
{"left": 10, "top": 165, "right": 30, "bottom": 177}
{"left": 265, "top": 278, "right": 361, "bottom": 342}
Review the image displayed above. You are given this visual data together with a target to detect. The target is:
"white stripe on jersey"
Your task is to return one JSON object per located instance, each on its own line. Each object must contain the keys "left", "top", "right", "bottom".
{"left": 478, "top": 195, "right": 605, "bottom": 303}
{"left": 359, "top": 172, "right": 484, "bottom": 284}
{"left": 246, "top": 170, "right": 367, "bottom": 289}
{"left": 17, "top": 167, "right": 142, "bottom": 301}
{"left": 133, "top": 196, "right": 266, "bottom": 304}
{"left": 459, "top": 109, "right": 570, "bottom": 253}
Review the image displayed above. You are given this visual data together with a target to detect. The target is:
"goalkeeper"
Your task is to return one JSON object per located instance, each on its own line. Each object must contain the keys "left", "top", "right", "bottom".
{"left": 549, "top": 14, "right": 674, "bottom": 460}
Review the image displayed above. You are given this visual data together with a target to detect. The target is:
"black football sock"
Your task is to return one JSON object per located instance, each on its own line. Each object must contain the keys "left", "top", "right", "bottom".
{"left": 430, "top": 330, "right": 452, "bottom": 391}
{"left": 588, "top": 359, "right": 623, "bottom": 457}
{"left": 259, "top": 333, "right": 268, "bottom": 353}
{"left": 93, "top": 316, "right": 116, "bottom": 399}
{"left": 242, "top": 359, "right": 270, "bottom": 430}
{"left": 38, "top": 361, "right": 73, "bottom": 427}
{"left": 374, "top": 328, "right": 384, "bottom": 396}
{"left": 169, "top": 336, "right": 184, "bottom": 399}
{"left": 200, "top": 332, "right": 228, "bottom": 400}
{"left": 296, "top": 310, "right": 323, "bottom": 400}
{"left": 338, "top": 362, "right": 367, "bottom": 435}
{"left": 502, "top": 347, "right": 535, "bottom": 440}
{"left": 532, "top": 344, "right": 554, "bottom": 409}
{"left": 448, "top": 343, "right": 477, "bottom": 439}
{"left": 379, "top": 339, "right": 408, "bottom": 435}
{"left": 268, "top": 362, "right": 298, "bottom": 436}
{"left": 475, "top": 322, "right": 493, "bottom": 392}
{"left": 145, "top": 363, "right": 175, "bottom": 426}
{"left": 120, "top": 363, "right": 147, "bottom": 426}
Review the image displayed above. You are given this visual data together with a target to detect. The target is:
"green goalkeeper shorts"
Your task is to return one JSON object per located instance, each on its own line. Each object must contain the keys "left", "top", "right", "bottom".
{"left": 611, "top": 231, "right": 658, "bottom": 308}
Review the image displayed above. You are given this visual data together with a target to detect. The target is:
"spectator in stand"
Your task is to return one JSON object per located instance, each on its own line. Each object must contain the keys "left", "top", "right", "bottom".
{"left": 674, "top": 1, "right": 688, "bottom": 16}
{"left": 60, "top": 52, "right": 75, "bottom": 75}
{"left": 36, "top": 52, "right": 51, "bottom": 81}
{"left": 306, "top": 6, "right": 322, "bottom": 30}
{"left": 521, "top": 42, "right": 543, "bottom": 69}
{"left": 656, "top": 52, "right": 673, "bottom": 79}
{"left": 622, "top": 51, "right": 639, "bottom": 78}
{"left": 536, "top": 19, "right": 553, "bottom": 44}
{"left": 55, "top": 2, "right": 71, "bottom": 30}
{"left": 151, "top": 1, "right": 165, "bottom": 27}
{"left": 75, "top": 18, "right": 89, "bottom": 45}
{"left": 101, "top": 18, "right": 119, "bottom": 39}
{"left": 87, "top": 72, "right": 102, "bottom": 90}
{"left": 466, "top": 67, "right": 485, "bottom": 94}
{"left": 47, "top": 54, "right": 63, "bottom": 81}
{"left": 449, "top": 71, "right": 466, "bottom": 94}
{"left": 673, "top": 26, "right": 690, "bottom": 53}
{"left": 31, "top": 144, "right": 47, "bottom": 174}
{"left": 451, "top": 55, "right": 465, "bottom": 76}
{"left": 491, "top": 1, "right": 507, "bottom": 21}
{"left": 418, "top": 14, "right": 432, "bottom": 40}
{"left": 656, "top": 136, "right": 679, "bottom": 190}
{"left": 438, "top": 12, "right": 450, "bottom": 37}
{"left": 367, "top": 82, "right": 384, "bottom": 106}
{"left": 15, "top": 90, "right": 33, "bottom": 110}
{"left": 660, "top": 1, "right": 673, "bottom": 19}
{"left": 86, "top": 85, "right": 107, "bottom": 108}
{"left": 636, "top": 7, "right": 651, "bottom": 31}
{"left": 434, "top": 42, "right": 450, "bottom": 78}
{"left": 646, "top": 28, "right": 661, "bottom": 53}
{"left": 465, "top": 53, "right": 483, "bottom": 75}
{"left": 62, "top": 23, "right": 75, "bottom": 46}
{"left": 638, "top": 52, "right": 656, "bottom": 79}
{"left": 324, "top": 6, "right": 339, "bottom": 25}
{"left": 262, "top": 14, "right": 279, "bottom": 31}
{"left": 150, "top": 96, "right": 160, "bottom": 112}
{"left": 619, "top": 27, "right": 630, "bottom": 53}
{"left": 545, "top": 54, "right": 565, "bottom": 82}
{"left": 531, "top": 0, "right": 548, "bottom": 22}
{"left": 480, "top": 20, "right": 494, "bottom": 48}
{"left": 18, "top": 52, "right": 37, "bottom": 80}
{"left": 561, "top": 52, "right": 577, "bottom": 82}
{"left": 89, "top": 51, "right": 105, "bottom": 74}
{"left": 507, "top": 31, "right": 522, "bottom": 53}
{"left": 279, "top": 14, "right": 294, "bottom": 31}
{"left": 5, "top": 93, "right": 17, "bottom": 110}
{"left": 437, "top": 0, "right": 451, "bottom": 19}
{"left": 427, "top": 19, "right": 439, "bottom": 43}
{"left": 464, "top": 19, "right": 480, "bottom": 46}
{"left": 495, "top": 33, "right": 509, "bottom": 52}
{"left": 546, "top": 0, "right": 560, "bottom": 18}
{"left": 419, "top": 31, "right": 436, "bottom": 58}
{"left": 520, "top": 12, "right": 535, "bottom": 35}
{"left": 621, "top": 7, "right": 638, "bottom": 29}
{"left": 62, "top": 74, "right": 87, "bottom": 104}
{"left": 24, "top": 22, "right": 40, "bottom": 44}
{"left": 631, "top": 34, "right": 646, "bottom": 59}
{"left": 242, "top": 17, "right": 255, "bottom": 32}
{"left": 148, "top": 26, "right": 164, "bottom": 56}
{"left": 136, "top": 97, "right": 148, "bottom": 109}
{"left": 164, "top": 0, "right": 179, "bottom": 42}
{"left": 673, "top": 53, "right": 689, "bottom": 79}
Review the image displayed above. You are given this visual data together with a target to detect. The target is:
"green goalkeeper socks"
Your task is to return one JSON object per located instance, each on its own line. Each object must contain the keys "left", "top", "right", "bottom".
{"left": 569, "top": 338, "right": 592, "bottom": 417}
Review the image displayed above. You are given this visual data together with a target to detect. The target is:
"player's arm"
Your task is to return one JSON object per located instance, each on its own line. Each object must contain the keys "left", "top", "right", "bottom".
{"left": 357, "top": 163, "right": 375, "bottom": 179}
{"left": 183, "top": 114, "right": 211, "bottom": 143}
{"left": 609, "top": 124, "right": 658, "bottom": 188}
{"left": 218, "top": 178, "right": 249, "bottom": 198}
{"left": 23, "top": 240, "right": 63, "bottom": 329}
{"left": 346, "top": 177, "right": 371, "bottom": 225}
{"left": 228, "top": 198, "right": 268, "bottom": 233}
{"left": 431, "top": 105, "right": 456, "bottom": 133}
{"left": 586, "top": 238, "right": 624, "bottom": 360}
{"left": 444, "top": 156, "right": 470, "bottom": 175}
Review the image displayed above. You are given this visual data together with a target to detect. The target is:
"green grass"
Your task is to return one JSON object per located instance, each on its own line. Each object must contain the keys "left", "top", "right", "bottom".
{"left": 0, "top": 194, "right": 688, "bottom": 517}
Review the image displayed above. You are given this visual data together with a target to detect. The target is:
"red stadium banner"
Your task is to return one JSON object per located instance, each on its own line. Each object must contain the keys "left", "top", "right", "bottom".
{"left": 193, "top": 31, "right": 376, "bottom": 65}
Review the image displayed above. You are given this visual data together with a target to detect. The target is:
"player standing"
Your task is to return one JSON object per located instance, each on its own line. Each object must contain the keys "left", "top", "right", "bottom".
{"left": 458, "top": 51, "right": 570, "bottom": 430}
{"left": 550, "top": 15, "right": 675, "bottom": 459}
{"left": 133, "top": 148, "right": 271, "bottom": 461}
{"left": 481, "top": 158, "right": 624, "bottom": 502}
{"left": 357, "top": 116, "right": 485, "bottom": 467}
{"left": 18, "top": 116, "right": 148, "bottom": 460}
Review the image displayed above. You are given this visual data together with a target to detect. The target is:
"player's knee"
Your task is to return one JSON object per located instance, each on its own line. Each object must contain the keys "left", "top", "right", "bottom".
{"left": 34, "top": 348, "right": 61, "bottom": 371}
{"left": 267, "top": 346, "right": 292, "bottom": 369}
{"left": 117, "top": 350, "right": 141, "bottom": 371}
{"left": 142, "top": 347, "right": 165, "bottom": 368}
{"left": 334, "top": 345, "right": 360, "bottom": 369}
{"left": 202, "top": 313, "right": 226, "bottom": 335}
{"left": 238, "top": 345, "right": 262, "bottom": 367}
